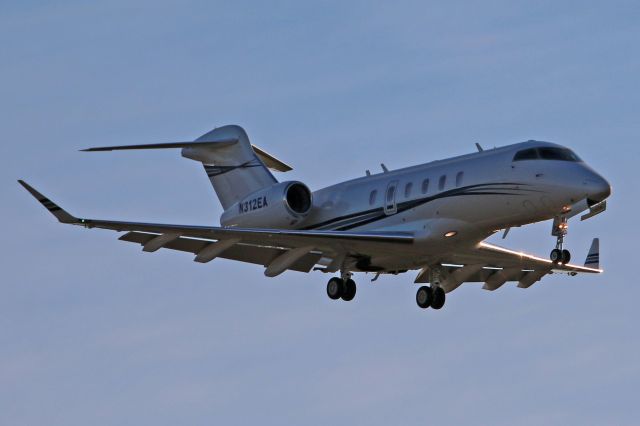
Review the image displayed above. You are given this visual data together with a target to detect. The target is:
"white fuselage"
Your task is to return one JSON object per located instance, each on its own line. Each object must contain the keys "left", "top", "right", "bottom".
{"left": 287, "top": 141, "right": 609, "bottom": 271}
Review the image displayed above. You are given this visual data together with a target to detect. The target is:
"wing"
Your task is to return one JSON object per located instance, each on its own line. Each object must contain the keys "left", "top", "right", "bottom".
{"left": 19, "top": 180, "right": 412, "bottom": 276}
{"left": 421, "top": 240, "right": 602, "bottom": 293}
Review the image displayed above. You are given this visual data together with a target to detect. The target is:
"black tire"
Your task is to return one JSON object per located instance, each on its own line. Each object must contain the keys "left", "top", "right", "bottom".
{"left": 341, "top": 279, "right": 357, "bottom": 301}
{"left": 550, "top": 249, "right": 562, "bottom": 263}
{"left": 327, "top": 277, "right": 344, "bottom": 300}
{"left": 416, "top": 286, "right": 433, "bottom": 309}
{"left": 561, "top": 249, "right": 571, "bottom": 264}
{"left": 431, "top": 287, "right": 446, "bottom": 310}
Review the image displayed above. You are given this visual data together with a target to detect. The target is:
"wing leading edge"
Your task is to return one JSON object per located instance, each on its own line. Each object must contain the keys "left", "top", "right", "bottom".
{"left": 476, "top": 241, "right": 603, "bottom": 274}
{"left": 428, "top": 240, "right": 602, "bottom": 293}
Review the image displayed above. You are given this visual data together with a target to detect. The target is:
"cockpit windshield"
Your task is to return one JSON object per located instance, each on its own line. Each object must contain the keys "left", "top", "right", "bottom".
{"left": 513, "top": 147, "right": 581, "bottom": 162}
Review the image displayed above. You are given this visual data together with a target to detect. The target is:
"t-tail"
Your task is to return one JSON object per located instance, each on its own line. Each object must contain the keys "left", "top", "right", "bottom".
{"left": 81, "top": 125, "right": 292, "bottom": 210}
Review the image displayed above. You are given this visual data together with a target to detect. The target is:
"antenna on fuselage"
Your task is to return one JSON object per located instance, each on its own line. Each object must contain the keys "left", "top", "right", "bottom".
{"left": 380, "top": 163, "right": 389, "bottom": 173}
{"left": 366, "top": 170, "right": 371, "bottom": 176}
{"left": 475, "top": 143, "right": 484, "bottom": 152}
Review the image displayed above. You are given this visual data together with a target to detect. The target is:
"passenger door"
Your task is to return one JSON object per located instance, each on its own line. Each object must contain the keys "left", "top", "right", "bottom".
{"left": 384, "top": 180, "right": 398, "bottom": 215}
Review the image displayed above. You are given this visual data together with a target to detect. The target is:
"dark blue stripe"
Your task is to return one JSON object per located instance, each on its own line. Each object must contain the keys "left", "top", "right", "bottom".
{"left": 304, "top": 182, "right": 535, "bottom": 231}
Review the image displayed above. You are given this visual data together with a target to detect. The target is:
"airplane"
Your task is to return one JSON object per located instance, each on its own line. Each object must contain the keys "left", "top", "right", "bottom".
{"left": 19, "top": 125, "right": 611, "bottom": 310}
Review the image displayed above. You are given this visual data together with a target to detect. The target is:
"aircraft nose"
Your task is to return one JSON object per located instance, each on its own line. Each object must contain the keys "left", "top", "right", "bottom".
{"left": 585, "top": 174, "right": 611, "bottom": 203}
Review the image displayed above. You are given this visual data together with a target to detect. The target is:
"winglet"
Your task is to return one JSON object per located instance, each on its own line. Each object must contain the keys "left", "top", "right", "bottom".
{"left": 584, "top": 238, "right": 600, "bottom": 269}
{"left": 18, "top": 180, "right": 78, "bottom": 224}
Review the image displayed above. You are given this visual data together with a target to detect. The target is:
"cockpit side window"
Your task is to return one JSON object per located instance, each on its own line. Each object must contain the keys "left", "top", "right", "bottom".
{"left": 513, "top": 148, "right": 539, "bottom": 161}
{"left": 538, "top": 147, "right": 582, "bottom": 162}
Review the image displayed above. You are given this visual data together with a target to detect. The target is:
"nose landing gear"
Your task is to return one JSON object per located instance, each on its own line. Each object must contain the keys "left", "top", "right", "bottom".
{"left": 550, "top": 216, "right": 571, "bottom": 264}
{"left": 550, "top": 248, "right": 571, "bottom": 264}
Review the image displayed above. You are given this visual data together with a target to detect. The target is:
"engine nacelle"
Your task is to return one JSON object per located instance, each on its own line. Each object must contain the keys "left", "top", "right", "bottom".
{"left": 220, "top": 181, "right": 313, "bottom": 229}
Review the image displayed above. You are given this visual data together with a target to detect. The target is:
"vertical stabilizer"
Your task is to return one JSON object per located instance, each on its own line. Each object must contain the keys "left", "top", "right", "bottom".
{"left": 181, "top": 125, "right": 277, "bottom": 209}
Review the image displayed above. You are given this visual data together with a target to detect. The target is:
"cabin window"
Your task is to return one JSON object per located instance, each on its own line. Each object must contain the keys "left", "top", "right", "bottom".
{"left": 456, "top": 171, "right": 464, "bottom": 187}
{"left": 438, "top": 175, "right": 446, "bottom": 191}
{"left": 421, "top": 179, "right": 429, "bottom": 194}
{"left": 369, "top": 190, "right": 377, "bottom": 205}
{"left": 404, "top": 182, "right": 413, "bottom": 198}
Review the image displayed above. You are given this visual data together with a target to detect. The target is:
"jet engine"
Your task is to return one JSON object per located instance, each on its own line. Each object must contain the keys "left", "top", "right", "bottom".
{"left": 220, "top": 181, "right": 313, "bottom": 229}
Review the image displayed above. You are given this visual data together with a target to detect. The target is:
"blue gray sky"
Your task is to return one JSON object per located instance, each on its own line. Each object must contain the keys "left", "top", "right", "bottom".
{"left": 1, "top": 1, "right": 639, "bottom": 425}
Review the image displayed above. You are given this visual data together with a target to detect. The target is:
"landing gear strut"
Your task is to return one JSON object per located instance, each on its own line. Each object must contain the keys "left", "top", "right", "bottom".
{"left": 550, "top": 216, "right": 571, "bottom": 264}
{"left": 326, "top": 273, "right": 357, "bottom": 301}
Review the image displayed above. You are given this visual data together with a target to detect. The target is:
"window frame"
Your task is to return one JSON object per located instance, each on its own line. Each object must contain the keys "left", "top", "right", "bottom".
{"left": 455, "top": 171, "right": 464, "bottom": 187}
{"left": 438, "top": 175, "right": 447, "bottom": 191}
{"left": 404, "top": 182, "right": 413, "bottom": 198}
{"left": 421, "top": 178, "right": 429, "bottom": 194}
{"left": 538, "top": 147, "right": 582, "bottom": 162}
{"left": 513, "top": 148, "right": 540, "bottom": 161}
{"left": 369, "top": 189, "right": 378, "bottom": 205}
{"left": 513, "top": 147, "right": 582, "bottom": 162}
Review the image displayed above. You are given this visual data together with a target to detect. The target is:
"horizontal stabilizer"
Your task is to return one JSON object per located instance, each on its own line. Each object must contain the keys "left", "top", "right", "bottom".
{"left": 80, "top": 138, "right": 238, "bottom": 152}
{"left": 81, "top": 139, "right": 292, "bottom": 172}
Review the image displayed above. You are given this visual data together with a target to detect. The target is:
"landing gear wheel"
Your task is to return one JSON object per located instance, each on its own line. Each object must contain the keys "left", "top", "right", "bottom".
{"left": 561, "top": 249, "right": 571, "bottom": 264}
{"left": 416, "top": 286, "right": 433, "bottom": 309}
{"left": 326, "top": 277, "right": 344, "bottom": 300}
{"left": 341, "top": 279, "right": 357, "bottom": 301}
{"left": 431, "top": 287, "right": 446, "bottom": 310}
{"left": 550, "top": 248, "right": 562, "bottom": 263}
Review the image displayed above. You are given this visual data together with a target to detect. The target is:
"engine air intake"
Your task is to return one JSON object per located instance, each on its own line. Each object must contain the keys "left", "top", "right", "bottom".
{"left": 286, "top": 182, "right": 312, "bottom": 214}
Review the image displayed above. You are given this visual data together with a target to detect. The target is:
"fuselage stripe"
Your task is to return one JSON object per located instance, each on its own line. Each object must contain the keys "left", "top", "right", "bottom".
{"left": 304, "top": 182, "right": 535, "bottom": 231}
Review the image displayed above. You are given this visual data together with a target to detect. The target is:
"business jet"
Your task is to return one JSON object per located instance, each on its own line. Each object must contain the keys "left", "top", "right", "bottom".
{"left": 19, "top": 125, "right": 611, "bottom": 310}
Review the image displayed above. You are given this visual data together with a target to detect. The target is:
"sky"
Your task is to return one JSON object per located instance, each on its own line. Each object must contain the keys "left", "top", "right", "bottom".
{"left": 1, "top": 1, "right": 639, "bottom": 424}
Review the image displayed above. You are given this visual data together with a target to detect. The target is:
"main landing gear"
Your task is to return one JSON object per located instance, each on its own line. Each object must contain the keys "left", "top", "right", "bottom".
{"left": 416, "top": 286, "right": 445, "bottom": 310}
{"left": 550, "top": 216, "right": 571, "bottom": 264}
{"left": 326, "top": 273, "right": 446, "bottom": 309}
{"left": 326, "top": 274, "right": 357, "bottom": 302}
